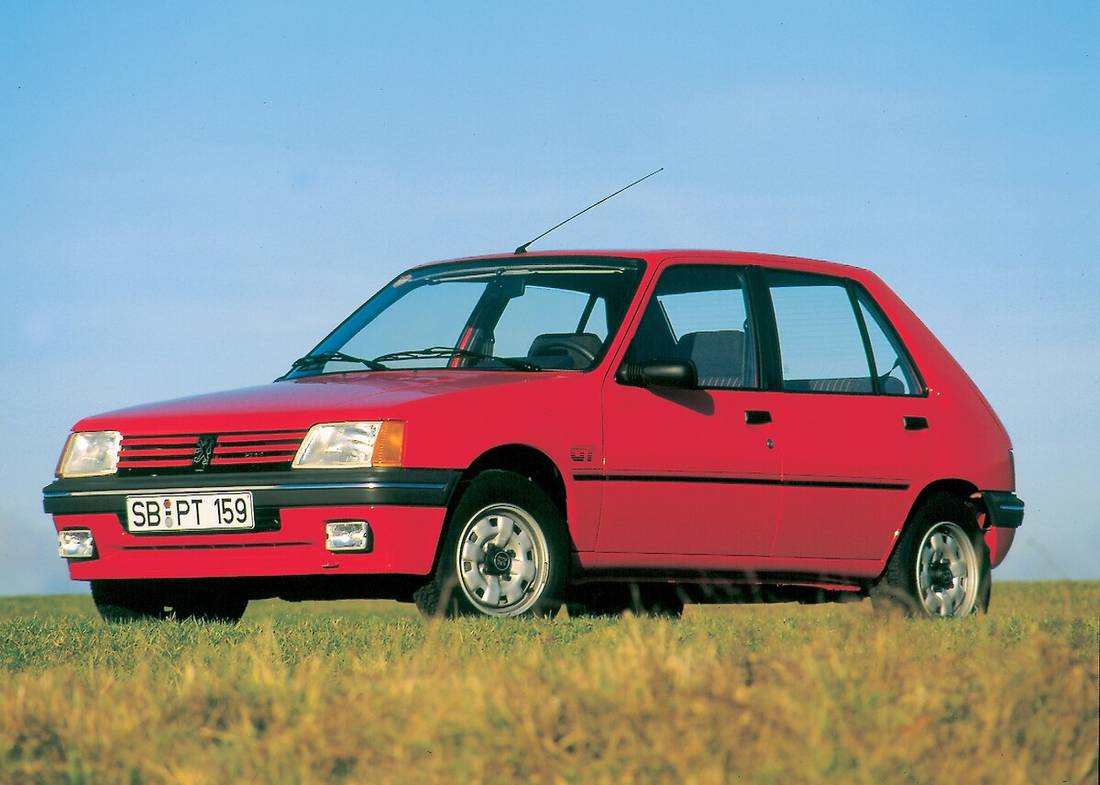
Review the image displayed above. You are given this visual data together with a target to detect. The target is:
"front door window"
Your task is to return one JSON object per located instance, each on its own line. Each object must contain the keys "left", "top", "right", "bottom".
{"left": 625, "top": 265, "right": 758, "bottom": 389}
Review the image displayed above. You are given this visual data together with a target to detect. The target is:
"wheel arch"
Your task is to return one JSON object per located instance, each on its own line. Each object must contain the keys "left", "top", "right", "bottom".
{"left": 430, "top": 443, "right": 570, "bottom": 571}
{"left": 877, "top": 478, "right": 980, "bottom": 580}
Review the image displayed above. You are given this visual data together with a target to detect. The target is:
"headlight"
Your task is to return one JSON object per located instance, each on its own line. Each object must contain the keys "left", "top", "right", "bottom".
{"left": 56, "top": 431, "right": 122, "bottom": 478}
{"left": 292, "top": 421, "right": 405, "bottom": 469}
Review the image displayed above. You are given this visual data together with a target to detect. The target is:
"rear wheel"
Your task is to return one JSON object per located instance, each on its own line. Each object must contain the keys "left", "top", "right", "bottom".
{"left": 415, "top": 470, "right": 569, "bottom": 618}
{"left": 872, "top": 493, "right": 991, "bottom": 617}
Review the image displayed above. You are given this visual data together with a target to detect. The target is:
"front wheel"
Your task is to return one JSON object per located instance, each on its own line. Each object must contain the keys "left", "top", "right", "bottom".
{"left": 91, "top": 580, "right": 248, "bottom": 623}
{"left": 872, "top": 493, "right": 991, "bottom": 618}
{"left": 415, "top": 470, "right": 568, "bottom": 618}
{"left": 91, "top": 580, "right": 168, "bottom": 623}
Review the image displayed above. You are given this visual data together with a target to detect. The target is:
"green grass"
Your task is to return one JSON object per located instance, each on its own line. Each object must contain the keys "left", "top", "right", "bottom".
{"left": 1, "top": 582, "right": 1096, "bottom": 784}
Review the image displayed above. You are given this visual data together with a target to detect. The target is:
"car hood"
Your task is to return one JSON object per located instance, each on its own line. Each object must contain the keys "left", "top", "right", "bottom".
{"left": 74, "top": 370, "right": 551, "bottom": 434}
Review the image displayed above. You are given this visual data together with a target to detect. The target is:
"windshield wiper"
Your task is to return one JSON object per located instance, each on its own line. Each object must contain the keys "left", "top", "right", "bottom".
{"left": 289, "top": 351, "right": 389, "bottom": 373}
{"left": 370, "top": 346, "right": 541, "bottom": 372}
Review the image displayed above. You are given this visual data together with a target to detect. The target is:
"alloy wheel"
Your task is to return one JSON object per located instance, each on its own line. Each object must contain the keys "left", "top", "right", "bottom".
{"left": 915, "top": 521, "right": 980, "bottom": 617}
{"left": 455, "top": 503, "right": 550, "bottom": 617}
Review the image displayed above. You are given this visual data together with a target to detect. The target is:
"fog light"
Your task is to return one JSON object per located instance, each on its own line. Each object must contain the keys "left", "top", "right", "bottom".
{"left": 325, "top": 520, "right": 371, "bottom": 552}
{"left": 58, "top": 529, "right": 95, "bottom": 559}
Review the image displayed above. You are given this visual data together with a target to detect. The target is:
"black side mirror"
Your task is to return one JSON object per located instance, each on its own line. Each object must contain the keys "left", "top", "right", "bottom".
{"left": 617, "top": 360, "right": 698, "bottom": 389}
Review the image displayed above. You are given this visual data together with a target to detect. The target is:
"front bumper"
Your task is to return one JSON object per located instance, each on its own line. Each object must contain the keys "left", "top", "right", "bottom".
{"left": 43, "top": 468, "right": 460, "bottom": 515}
{"left": 44, "top": 468, "right": 460, "bottom": 581}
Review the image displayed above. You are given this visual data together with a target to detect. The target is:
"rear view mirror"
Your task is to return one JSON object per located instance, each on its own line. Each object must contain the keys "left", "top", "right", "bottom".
{"left": 617, "top": 360, "right": 698, "bottom": 389}
{"left": 487, "top": 274, "right": 526, "bottom": 300}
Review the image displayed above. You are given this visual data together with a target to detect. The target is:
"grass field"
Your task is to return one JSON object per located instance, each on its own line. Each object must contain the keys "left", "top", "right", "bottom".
{"left": 0, "top": 582, "right": 1096, "bottom": 785}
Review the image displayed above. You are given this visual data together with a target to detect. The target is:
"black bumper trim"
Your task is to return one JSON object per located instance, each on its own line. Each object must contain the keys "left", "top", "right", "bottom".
{"left": 980, "top": 491, "right": 1025, "bottom": 529}
{"left": 43, "top": 468, "right": 462, "bottom": 515}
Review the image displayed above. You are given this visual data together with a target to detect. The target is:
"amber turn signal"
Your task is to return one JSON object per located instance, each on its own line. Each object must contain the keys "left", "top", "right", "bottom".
{"left": 371, "top": 421, "right": 405, "bottom": 467}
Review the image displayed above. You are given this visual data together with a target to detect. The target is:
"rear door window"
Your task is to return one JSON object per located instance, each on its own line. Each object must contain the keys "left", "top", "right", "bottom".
{"left": 764, "top": 270, "right": 923, "bottom": 395}
{"left": 766, "top": 271, "right": 873, "bottom": 394}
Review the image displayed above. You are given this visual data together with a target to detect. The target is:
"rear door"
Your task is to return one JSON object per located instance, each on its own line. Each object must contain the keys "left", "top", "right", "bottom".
{"left": 596, "top": 263, "right": 782, "bottom": 557}
{"left": 760, "top": 269, "right": 933, "bottom": 563}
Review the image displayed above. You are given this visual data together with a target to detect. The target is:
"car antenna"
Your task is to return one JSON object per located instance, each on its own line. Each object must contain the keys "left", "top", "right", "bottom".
{"left": 513, "top": 167, "right": 663, "bottom": 255}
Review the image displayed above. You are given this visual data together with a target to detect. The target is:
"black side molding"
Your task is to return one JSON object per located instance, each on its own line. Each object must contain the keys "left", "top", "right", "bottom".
{"left": 572, "top": 473, "right": 907, "bottom": 491}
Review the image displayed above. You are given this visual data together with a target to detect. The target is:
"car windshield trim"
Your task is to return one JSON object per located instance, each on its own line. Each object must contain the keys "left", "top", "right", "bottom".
{"left": 420, "top": 266, "right": 631, "bottom": 283}
{"left": 280, "top": 256, "right": 646, "bottom": 381}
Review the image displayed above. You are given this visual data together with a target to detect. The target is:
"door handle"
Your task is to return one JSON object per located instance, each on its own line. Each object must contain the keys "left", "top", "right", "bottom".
{"left": 903, "top": 416, "right": 928, "bottom": 431}
{"left": 745, "top": 410, "right": 772, "bottom": 425}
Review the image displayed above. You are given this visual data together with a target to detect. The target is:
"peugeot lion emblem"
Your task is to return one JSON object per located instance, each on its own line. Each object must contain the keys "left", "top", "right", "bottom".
{"left": 192, "top": 434, "right": 216, "bottom": 470}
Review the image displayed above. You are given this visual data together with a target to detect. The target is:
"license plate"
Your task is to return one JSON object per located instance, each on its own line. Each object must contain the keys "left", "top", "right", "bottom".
{"left": 125, "top": 492, "right": 255, "bottom": 533}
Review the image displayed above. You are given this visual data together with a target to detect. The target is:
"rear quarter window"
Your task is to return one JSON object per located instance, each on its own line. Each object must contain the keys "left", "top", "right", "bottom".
{"left": 855, "top": 290, "right": 923, "bottom": 396}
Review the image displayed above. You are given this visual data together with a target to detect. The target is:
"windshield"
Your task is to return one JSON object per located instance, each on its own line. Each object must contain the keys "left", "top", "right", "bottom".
{"left": 285, "top": 257, "right": 646, "bottom": 378}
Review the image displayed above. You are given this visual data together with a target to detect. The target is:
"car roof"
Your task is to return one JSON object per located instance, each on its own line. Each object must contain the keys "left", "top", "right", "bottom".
{"left": 407, "top": 249, "right": 870, "bottom": 280}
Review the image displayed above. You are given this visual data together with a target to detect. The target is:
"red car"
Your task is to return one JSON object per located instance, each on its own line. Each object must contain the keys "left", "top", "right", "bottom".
{"left": 44, "top": 250, "right": 1023, "bottom": 621}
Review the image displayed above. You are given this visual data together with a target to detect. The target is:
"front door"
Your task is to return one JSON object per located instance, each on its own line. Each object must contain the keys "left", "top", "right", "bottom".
{"left": 596, "top": 264, "right": 782, "bottom": 557}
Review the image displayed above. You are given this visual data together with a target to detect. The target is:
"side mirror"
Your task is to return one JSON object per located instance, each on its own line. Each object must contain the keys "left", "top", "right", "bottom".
{"left": 617, "top": 360, "right": 698, "bottom": 389}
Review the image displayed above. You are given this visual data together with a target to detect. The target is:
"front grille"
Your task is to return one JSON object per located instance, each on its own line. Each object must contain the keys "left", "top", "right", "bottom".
{"left": 117, "top": 430, "right": 307, "bottom": 476}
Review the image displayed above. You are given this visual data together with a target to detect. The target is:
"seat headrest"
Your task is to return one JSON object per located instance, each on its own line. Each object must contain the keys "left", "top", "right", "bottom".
{"left": 880, "top": 376, "right": 905, "bottom": 395}
{"left": 527, "top": 333, "right": 603, "bottom": 369}
{"left": 678, "top": 328, "right": 743, "bottom": 365}
{"left": 675, "top": 330, "right": 746, "bottom": 388}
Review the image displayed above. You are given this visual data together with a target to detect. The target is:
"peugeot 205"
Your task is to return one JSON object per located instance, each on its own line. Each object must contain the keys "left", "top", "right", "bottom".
{"left": 44, "top": 250, "right": 1024, "bottom": 621}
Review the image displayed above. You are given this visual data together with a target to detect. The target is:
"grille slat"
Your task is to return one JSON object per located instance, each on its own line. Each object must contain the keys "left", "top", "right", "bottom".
{"left": 119, "top": 447, "right": 197, "bottom": 457}
{"left": 210, "top": 454, "right": 296, "bottom": 465}
{"left": 120, "top": 455, "right": 196, "bottom": 463}
{"left": 218, "top": 431, "right": 307, "bottom": 443}
{"left": 213, "top": 444, "right": 299, "bottom": 455}
{"left": 118, "top": 430, "right": 306, "bottom": 476}
{"left": 122, "top": 436, "right": 199, "bottom": 446}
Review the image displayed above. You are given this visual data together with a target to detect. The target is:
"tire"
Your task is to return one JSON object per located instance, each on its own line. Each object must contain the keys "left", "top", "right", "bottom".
{"left": 92, "top": 580, "right": 247, "bottom": 623}
{"left": 569, "top": 583, "right": 685, "bottom": 618}
{"left": 872, "top": 492, "right": 991, "bottom": 618}
{"left": 414, "top": 470, "right": 569, "bottom": 618}
{"left": 173, "top": 589, "right": 248, "bottom": 623}
{"left": 91, "top": 580, "right": 169, "bottom": 623}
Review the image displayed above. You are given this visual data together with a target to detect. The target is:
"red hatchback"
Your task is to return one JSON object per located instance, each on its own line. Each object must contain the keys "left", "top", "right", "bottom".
{"left": 45, "top": 250, "right": 1023, "bottom": 620}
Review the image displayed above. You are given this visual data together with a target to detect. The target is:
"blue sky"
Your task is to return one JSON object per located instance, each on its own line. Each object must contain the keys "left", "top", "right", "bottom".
{"left": 1, "top": 2, "right": 1096, "bottom": 594}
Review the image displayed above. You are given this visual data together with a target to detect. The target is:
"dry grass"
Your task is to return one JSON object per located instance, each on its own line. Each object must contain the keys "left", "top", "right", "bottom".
{"left": 0, "top": 582, "right": 1096, "bottom": 784}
